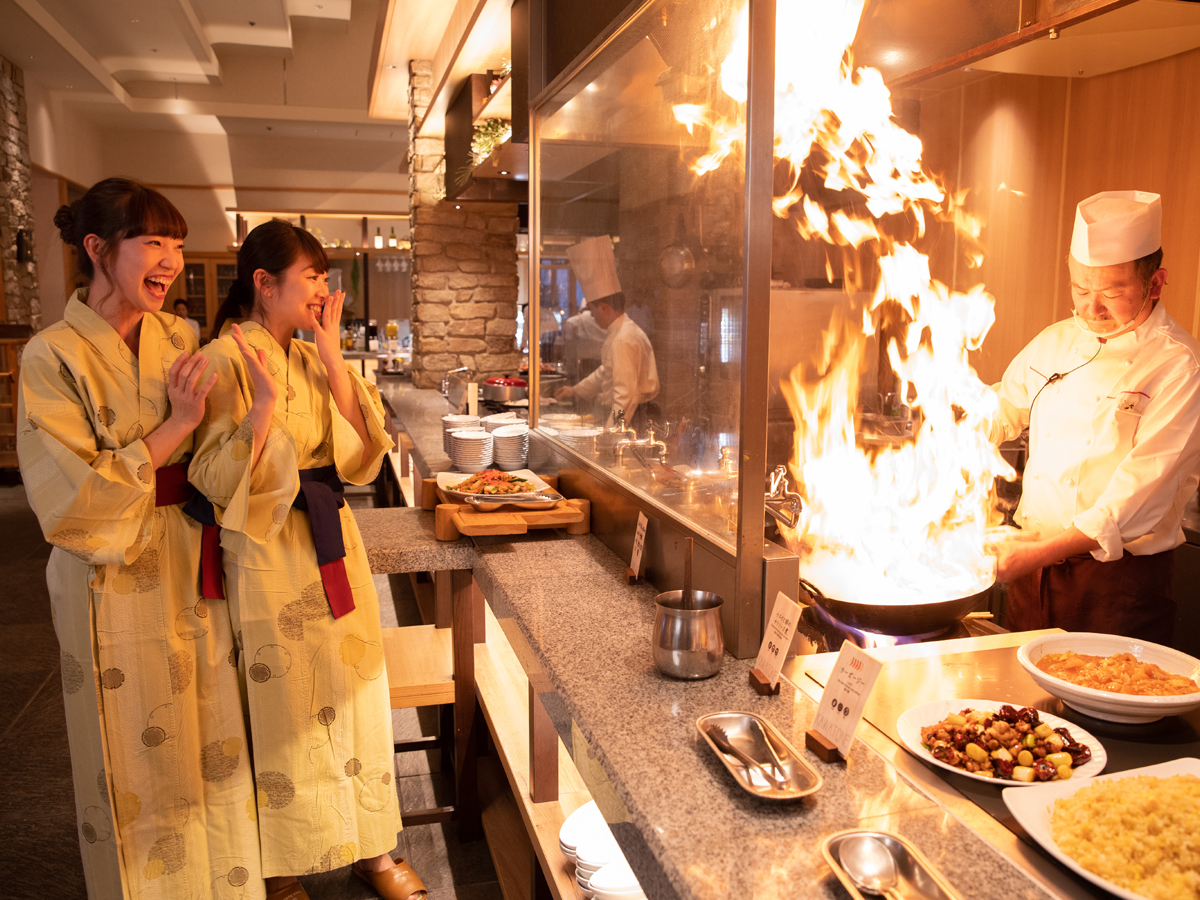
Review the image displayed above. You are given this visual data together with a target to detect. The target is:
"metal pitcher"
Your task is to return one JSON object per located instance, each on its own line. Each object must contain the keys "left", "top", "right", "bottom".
{"left": 652, "top": 590, "right": 725, "bottom": 679}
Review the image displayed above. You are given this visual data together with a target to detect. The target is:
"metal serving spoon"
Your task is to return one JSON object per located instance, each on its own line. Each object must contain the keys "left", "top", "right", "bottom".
{"left": 839, "top": 834, "right": 901, "bottom": 898}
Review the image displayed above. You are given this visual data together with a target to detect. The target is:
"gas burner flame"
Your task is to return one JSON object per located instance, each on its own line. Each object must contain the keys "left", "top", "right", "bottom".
{"left": 680, "top": 0, "right": 1013, "bottom": 605}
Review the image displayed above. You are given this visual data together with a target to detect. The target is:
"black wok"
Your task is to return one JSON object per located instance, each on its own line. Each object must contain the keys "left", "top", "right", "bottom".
{"left": 799, "top": 577, "right": 993, "bottom": 636}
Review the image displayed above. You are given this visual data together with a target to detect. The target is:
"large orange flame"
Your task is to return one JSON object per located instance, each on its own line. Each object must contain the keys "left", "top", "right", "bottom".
{"left": 681, "top": 0, "right": 1012, "bottom": 604}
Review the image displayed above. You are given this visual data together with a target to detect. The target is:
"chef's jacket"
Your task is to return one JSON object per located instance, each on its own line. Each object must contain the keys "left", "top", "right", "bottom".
{"left": 573, "top": 313, "right": 660, "bottom": 422}
{"left": 992, "top": 301, "right": 1200, "bottom": 562}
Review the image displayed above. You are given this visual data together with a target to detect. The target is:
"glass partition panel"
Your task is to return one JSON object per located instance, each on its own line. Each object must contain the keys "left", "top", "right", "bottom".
{"left": 534, "top": 0, "right": 748, "bottom": 549}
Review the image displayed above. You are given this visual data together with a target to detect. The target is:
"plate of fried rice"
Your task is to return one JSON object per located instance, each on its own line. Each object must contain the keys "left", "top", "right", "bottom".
{"left": 1003, "top": 758, "right": 1200, "bottom": 900}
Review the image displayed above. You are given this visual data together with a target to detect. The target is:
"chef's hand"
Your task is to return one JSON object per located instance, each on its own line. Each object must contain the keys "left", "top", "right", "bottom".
{"left": 556, "top": 385, "right": 576, "bottom": 400}
{"left": 987, "top": 526, "right": 1101, "bottom": 582}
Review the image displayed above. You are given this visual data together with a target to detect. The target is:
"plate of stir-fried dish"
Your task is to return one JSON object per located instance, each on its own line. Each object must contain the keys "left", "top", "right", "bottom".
{"left": 437, "top": 469, "right": 553, "bottom": 506}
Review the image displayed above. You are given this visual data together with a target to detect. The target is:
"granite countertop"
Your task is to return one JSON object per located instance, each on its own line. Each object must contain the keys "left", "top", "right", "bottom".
{"left": 471, "top": 532, "right": 1054, "bottom": 900}
{"left": 355, "top": 506, "right": 474, "bottom": 574}
{"left": 376, "top": 383, "right": 455, "bottom": 480}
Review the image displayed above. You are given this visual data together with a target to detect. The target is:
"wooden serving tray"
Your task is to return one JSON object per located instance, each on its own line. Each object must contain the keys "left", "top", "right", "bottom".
{"left": 421, "top": 474, "right": 591, "bottom": 542}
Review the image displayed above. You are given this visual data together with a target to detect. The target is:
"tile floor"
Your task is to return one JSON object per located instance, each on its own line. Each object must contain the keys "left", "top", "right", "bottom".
{"left": 0, "top": 475, "right": 502, "bottom": 900}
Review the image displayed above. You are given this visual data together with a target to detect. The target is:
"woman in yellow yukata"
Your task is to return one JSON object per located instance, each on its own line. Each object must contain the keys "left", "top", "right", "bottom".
{"left": 189, "top": 220, "right": 425, "bottom": 900}
{"left": 16, "top": 179, "right": 266, "bottom": 900}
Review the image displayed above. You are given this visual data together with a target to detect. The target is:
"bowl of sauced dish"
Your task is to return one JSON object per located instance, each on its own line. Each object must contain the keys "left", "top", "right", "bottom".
{"left": 1018, "top": 633, "right": 1200, "bottom": 723}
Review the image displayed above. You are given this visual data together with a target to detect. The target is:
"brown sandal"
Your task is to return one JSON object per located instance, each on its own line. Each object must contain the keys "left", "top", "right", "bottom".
{"left": 352, "top": 858, "right": 427, "bottom": 900}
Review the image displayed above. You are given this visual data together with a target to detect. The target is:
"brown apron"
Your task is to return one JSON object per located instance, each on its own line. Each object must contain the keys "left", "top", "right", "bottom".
{"left": 1005, "top": 550, "right": 1176, "bottom": 643}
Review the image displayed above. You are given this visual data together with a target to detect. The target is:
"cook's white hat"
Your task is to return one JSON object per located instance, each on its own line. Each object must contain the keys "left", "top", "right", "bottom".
{"left": 567, "top": 235, "right": 622, "bottom": 303}
{"left": 1069, "top": 190, "right": 1162, "bottom": 267}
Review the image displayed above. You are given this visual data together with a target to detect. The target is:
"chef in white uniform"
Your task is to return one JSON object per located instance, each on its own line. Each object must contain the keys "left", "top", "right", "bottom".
{"left": 991, "top": 190, "right": 1200, "bottom": 641}
{"left": 556, "top": 235, "right": 660, "bottom": 427}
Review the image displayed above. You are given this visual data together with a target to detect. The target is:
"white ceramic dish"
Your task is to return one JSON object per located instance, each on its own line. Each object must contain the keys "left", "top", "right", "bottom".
{"left": 436, "top": 469, "right": 553, "bottom": 509}
{"left": 896, "top": 698, "right": 1106, "bottom": 785}
{"left": 1017, "top": 632, "right": 1200, "bottom": 724}
{"left": 588, "top": 861, "right": 643, "bottom": 896}
{"left": 1003, "top": 757, "right": 1200, "bottom": 900}
{"left": 558, "top": 800, "right": 605, "bottom": 855}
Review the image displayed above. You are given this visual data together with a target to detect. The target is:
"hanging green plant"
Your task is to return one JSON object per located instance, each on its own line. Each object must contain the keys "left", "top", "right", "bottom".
{"left": 349, "top": 258, "right": 360, "bottom": 311}
{"left": 471, "top": 118, "right": 512, "bottom": 167}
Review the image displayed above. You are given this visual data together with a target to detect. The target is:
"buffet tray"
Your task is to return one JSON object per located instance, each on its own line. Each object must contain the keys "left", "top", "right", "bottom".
{"left": 822, "top": 830, "right": 964, "bottom": 900}
{"left": 697, "top": 711, "right": 822, "bottom": 800}
{"left": 421, "top": 474, "right": 591, "bottom": 541}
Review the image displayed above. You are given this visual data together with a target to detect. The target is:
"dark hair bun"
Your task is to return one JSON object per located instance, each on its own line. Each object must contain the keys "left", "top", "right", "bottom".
{"left": 53, "top": 204, "right": 75, "bottom": 244}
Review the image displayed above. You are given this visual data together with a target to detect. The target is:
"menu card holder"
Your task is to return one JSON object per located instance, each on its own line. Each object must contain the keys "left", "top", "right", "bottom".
{"left": 748, "top": 667, "right": 780, "bottom": 695}
{"left": 805, "top": 729, "right": 842, "bottom": 763}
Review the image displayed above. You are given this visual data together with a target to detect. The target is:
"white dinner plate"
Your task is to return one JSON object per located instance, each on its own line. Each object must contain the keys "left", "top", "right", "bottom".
{"left": 896, "top": 698, "right": 1107, "bottom": 786}
{"left": 1003, "top": 758, "right": 1200, "bottom": 900}
{"left": 437, "top": 469, "right": 550, "bottom": 502}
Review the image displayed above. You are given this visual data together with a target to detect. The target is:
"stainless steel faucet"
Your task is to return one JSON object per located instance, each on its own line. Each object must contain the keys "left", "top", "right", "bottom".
{"left": 614, "top": 421, "right": 668, "bottom": 467}
{"left": 764, "top": 464, "right": 802, "bottom": 529}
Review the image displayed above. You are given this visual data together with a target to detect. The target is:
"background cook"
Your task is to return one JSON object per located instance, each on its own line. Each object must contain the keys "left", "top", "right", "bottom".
{"left": 989, "top": 190, "right": 1200, "bottom": 642}
{"left": 555, "top": 235, "right": 660, "bottom": 429}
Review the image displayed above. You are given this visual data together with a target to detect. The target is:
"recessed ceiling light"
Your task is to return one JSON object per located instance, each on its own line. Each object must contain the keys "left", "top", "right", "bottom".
{"left": 455, "top": 205, "right": 461, "bottom": 209}
{"left": 130, "top": 18, "right": 138, "bottom": 23}
{"left": 314, "top": 3, "right": 323, "bottom": 7}
{"left": 28, "top": 55, "right": 35, "bottom": 60}
{"left": 500, "top": 171, "right": 508, "bottom": 175}
{"left": 266, "top": 126, "right": 273, "bottom": 131}
{"left": 385, "top": 64, "right": 397, "bottom": 69}
{"left": 151, "top": 48, "right": 158, "bottom": 53}
{"left": 249, "top": 21, "right": 256, "bottom": 26}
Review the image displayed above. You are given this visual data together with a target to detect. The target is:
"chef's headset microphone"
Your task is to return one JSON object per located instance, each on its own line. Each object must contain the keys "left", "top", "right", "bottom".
{"left": 1028, "top": 342, "right": 1103, "bottom": 416}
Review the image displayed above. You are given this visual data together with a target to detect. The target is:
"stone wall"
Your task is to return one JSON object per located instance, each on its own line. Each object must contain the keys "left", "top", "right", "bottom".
{"left": 0, "top": 57, "right": 40, "bottom": 329}
{"left": 407, "top": 59, "right": 519, "bottom": 389}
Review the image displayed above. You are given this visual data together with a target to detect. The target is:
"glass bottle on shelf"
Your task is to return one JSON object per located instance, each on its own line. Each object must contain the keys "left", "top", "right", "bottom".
{"left": 387, "top": 227, "right": 397, "bottom": 249}
{"left": 374, "top": 227, "right": 383, "bottom": 249}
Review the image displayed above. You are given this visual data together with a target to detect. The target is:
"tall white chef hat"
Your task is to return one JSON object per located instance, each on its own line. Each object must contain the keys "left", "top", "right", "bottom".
{"left": 1069, "top": 190, "right": 1162, "bottom": 267}
{"left": 567, "top": 235, "right": 622, "bottom": 304}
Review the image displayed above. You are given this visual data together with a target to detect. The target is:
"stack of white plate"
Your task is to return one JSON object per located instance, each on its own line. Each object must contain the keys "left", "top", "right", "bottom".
{"left": 559, "top": 428, "right": 601, "bottom": 457}
{"left": 447, "top": 429, "right": 493, "bottom": 471}
{"left": 481, "top": 412, "right": 521, "bottom": 432}
{"left": 442, "top": 415, "right": 480, "bottom": 453}
{"left": 541, "top": 412, "right": 583, "bottom": 430}
{"left": 491, "top": 424, "right": 530, "bottom": 470}
{"left": 527, "top": 427, "right": 556, "bottom": 471}
{"left": 588, "top": 861, "right": 646, "bottom": 900}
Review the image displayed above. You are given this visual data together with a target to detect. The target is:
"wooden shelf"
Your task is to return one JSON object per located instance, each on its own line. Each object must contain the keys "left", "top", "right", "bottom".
{"left": 475, "top": 73, "right": 512, "bottom": 123}
{"left": 475, "top": 603, "right": 591, "bottom": 900}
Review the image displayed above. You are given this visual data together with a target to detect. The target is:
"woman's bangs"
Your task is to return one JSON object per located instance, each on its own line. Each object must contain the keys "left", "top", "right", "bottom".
{"left": 127, "top": 187, "right": 188, "bottom": 241}
{"left": 295, "top": 227, "right": 330, "bottom": 274}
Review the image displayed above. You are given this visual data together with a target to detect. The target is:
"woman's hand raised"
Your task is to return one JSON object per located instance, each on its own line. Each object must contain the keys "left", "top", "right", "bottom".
{"left": 166, "top": 351, "right": 217, "bottom": 432}
{"left": 230, "top": 323, "right": 280, "bottom": 415}
{"left": 313, "top": 289, "right": 346, "bottom": 367}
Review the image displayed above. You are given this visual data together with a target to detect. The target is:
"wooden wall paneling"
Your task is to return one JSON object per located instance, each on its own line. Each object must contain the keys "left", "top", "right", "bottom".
{"left": 956, "top": 73, "right": 1070, "bottom": 385}
{"left": 1059, "top": 45, "right": 1200, "bottom": 340}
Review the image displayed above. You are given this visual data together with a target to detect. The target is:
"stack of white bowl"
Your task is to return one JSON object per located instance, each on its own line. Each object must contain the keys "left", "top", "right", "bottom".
{"left": 557, "top": 803, "right": 645, "bottom": 900}
{"left": 442, "top": 414, "right": 480, "bottom": 453}
{"left": 559, "top": 428, "right": 601, "bottom": 458}
{"left": 481, "top": 412, "right": 521, "bottom": 432}
{"left": 588, "top": 861, "right": 647, "bottom": 900}
{"left": 447, "top": 430, "right": 493, "bottom": 471}
{"left": 491, "top": 424, "right": 530, "bottom": 470}
{"left": 527, "top": 427, "right": 556, "bottom": 471}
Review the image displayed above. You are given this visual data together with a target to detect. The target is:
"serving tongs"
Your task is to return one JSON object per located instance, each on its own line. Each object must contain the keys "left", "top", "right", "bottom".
{"left": 463, "top": 490, "right": 563, "bottom": 508}
{"left": 707, "top": 724, "right": 789, "bottom": 789}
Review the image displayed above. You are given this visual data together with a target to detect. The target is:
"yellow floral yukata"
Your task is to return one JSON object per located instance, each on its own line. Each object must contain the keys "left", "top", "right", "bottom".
{"left": 16, "top": 293, "right": 264, "bottom": 900}
{"left": 189, "top": 321, "right": 400, "bottom": 877}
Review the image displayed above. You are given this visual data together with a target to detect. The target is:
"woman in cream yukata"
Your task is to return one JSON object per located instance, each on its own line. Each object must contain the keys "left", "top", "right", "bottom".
{"left": 16, "top": 179, "right": 265, "bottom": 900}
{"left": 189, "top": 220, "right": 425, "bottom": 900}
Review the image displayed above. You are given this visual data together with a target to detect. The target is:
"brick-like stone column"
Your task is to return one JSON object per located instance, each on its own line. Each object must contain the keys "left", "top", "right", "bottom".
{"left": 407, "top": 60, "right": 519, "bottom": 389}
{"left": 0, "top": 57, "right": 40, "bottom": 329}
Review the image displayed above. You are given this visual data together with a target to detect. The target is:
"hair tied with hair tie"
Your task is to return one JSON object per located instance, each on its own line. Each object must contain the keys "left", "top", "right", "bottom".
{"left": 53, "top": 204, "right": 76, "bottom": 244}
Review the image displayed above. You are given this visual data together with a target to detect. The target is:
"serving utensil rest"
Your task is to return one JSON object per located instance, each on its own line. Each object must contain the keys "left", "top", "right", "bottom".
{"left": 422, "top": 474, "right": 591, "bottom": 541}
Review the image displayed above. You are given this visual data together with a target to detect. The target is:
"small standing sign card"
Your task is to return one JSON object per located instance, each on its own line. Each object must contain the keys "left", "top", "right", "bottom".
{"left": 806, "top": 641, "right": 883, "bottom": 762}
{"left": 626, "top": 512, "right": 648, "bottom": 583}
{"left": 749, "top": 591, "right": 802, "bottom": 694}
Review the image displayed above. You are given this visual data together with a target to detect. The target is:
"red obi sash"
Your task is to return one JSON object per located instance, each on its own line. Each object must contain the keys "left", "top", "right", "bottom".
{"left": 155, "top": 462, "right": 225, "bottom": 601}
